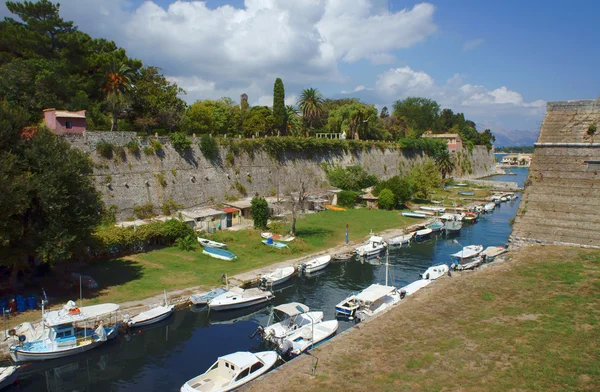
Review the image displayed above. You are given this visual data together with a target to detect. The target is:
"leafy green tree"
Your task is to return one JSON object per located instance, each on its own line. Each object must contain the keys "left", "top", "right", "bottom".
{"left": 326, "top": 165, "right": 378, "bottom": 191}
{"left": 298, "top": 88, "right": 324, "bottom": 134}
{"left": 409, "top": 160, "right": 441, "bottom": 200}
{"left": 337, "top": 190, "right": 358, "bottom": 208}
{"left": 242, "top": 106, "right": 274, "bottom": 137}
{"left": 169, "top": 132, "right": 191, "bottom": 153}
{"left": 380, "top": 106, "right": 390, "bottom": 119}
{"left": 284, "top": 105, "right": 302, "bottom": 136}
{"left": 377, "top": 188, "right": 396, "bottom": 210}
{"left": 327, "top": 101, "right": 379, "bottom": 140}
{"left": 392, "top": 97, "right": 440, "bottom": 137}
{"left": 477, "top": 129, "right": 496, "bottom": 151}
{"left": 186, "top": 99, "right": 237, "bottom": 135}
{"left": 199, "top": 134, "right": 219, "bottom": 160}
{"left": 373, "top": 175, "right": 413, "bottom": 207}
{"left": 251, "top": 197, "right": 269, "bottom": 230}
{"left": 273, "top": 78, "right": 285, "bottom": 133}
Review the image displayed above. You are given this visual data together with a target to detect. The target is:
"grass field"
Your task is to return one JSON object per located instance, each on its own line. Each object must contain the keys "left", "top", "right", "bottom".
{"left": 245, "top": 245, "right": 600, "bottom": 392}
{"left": 69, "top": 208, "right": 416, "bottom": 305}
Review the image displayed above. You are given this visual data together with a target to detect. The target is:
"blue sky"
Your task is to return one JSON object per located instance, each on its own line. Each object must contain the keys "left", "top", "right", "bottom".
{"left": 2, "top": 0, "right": 598, "bottom": 145}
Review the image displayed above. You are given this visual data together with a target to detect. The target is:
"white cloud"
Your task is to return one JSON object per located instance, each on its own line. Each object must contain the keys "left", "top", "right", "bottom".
{"left": 36, "top": 0, "right": 437, "bottom": 103}
{"left": 463, "top": 38, "right": 484, "bottom": 51}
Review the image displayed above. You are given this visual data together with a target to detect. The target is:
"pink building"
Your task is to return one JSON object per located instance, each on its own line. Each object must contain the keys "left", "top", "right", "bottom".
{"left": 43, "top": 108, "right": 86, "bottom": 134}
{"left": 424, "top": 133, "right": 463, "bottom": 152}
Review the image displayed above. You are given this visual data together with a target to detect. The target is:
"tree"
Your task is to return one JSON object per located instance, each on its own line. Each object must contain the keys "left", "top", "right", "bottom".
{"left": 297, "top": 88, "right": 324, "bottom": 134}
{"left": 327, "top": 102, "right": 378, "bottom": 140}
{"left": 273, "top": 78, "right": 285, "bottom": 134}
{"left": 377, "top": 188, "right": 395, "bottom": 210}
{"left": 326, "top": 165, "right": 378, "bottom": 191}
{"left": 435, "top": 149, "right": 455, "bottom": 184}
{"left": 380, "top": 106, "right": 389, "bottom": 118}
{"left": 392, "top": 97, "right": 440, "bottom": 137}
{"left": 284, "top": 105, "right": 302, "bottom": 137}
{"left": 175, "top": 235, "right": 196, "bottom": 251}
{"left": 251, "top": 197, "right": 269, "bottom": 230}
{"left": 242, "top": 106, "right": 274, "bottom": 137}
{"left": 287, "top": 166, "right": 313, "bottom": 235}
{"left": 409, "top": 160, "right": 441, "bottom": 200}
{"left": 337, "top": 190, "right": 357, "bottom": 208}
{"left": 373, "top": 175, "right": 413, "bottom": 207}
{"left": 103, "top": 61, "right": 135, "bottom": 131}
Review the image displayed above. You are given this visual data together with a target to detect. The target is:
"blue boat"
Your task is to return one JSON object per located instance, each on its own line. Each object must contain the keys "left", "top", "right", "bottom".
{"left": 203, "top": 246, "right": 237, "bottom": 261}
{"left": 426, "top": 221, "right": 444, "bottom": 232}
{"left": 262, "top": 238, "right": 288, "bottom": 248}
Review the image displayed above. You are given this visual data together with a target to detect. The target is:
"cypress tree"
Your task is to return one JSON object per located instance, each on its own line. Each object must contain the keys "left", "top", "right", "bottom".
{"left": 273, "top": 78, "right": 285, "bottom": 134}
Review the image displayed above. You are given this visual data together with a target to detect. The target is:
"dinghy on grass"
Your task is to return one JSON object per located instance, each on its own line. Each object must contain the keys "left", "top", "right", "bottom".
{"left": 197, "top": 237, "right": 227, "bottom": 248}
{"left": 203, "top": 246, "right": 237, "bottom": 261}
{"left": 401, "top": 212, "right": 427, "bottom": 219}
{"left": 180, "top": 351, "right": 278, "bottom": 392}
{"left": 262, "top": 238, "right": 288, "bottom": 248}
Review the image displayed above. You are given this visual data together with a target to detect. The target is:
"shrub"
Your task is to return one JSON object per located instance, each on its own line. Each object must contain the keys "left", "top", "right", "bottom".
{"left": 154, "top": 172, "right": 167, "bottom": 187}
{"left": 133, "top": 203, "right": 155, "bottom": 219}
{"left": 175, "top": 235, "right": 197, "bottom": 251}
{"left": 115, "top": 145, "right": 126, "bottom": 161}
{"left": 125, "top": 140, "right": 140, "bottom": 155}
{"left": 234, "top": 180, "right": 247, "bottom": 196}
{"left": 170, "top": 132, "right": 192, "bottom": 153}
{"left": 96, "top": 141, "right": 115, "bottom": 159}
{"left": 374, "top": 175, "right": 413, "bottom": 206}
{"left": 143, "top": 146, "right": 154, "bottom": 156}
{"left": 251, "top": 197, "right": 269, "bottom": 229}
{"left": 588, "top": 123, "right": 597, "bottom": 137}
{"left": 150, "top": 139, "right": 163, "bottom": 152}
{"left": 199, "top": 134, "right": 219, "bottom": 160}
{"left": 377, "top": 188, "right": 396, "bottom": 210}
{"left": 326, "top": 165, "right": 378, "bottom": 191}
{"left": 337, "top": 190, "right": 358, "bottom": 208}
{"left": 161, "top": 199, "right": 183, "bottom": 215}
{"left": 225, "top": 151, "right": 235, "bottom": 167}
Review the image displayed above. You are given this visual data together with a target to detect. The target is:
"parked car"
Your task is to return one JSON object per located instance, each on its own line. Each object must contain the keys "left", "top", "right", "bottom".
{"left": 70, "top": 273, "right": 98, "bottom": 289}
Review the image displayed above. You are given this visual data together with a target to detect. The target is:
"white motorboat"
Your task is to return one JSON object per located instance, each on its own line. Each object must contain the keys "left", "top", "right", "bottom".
{"left": 127, "top": 291, "right": 174, "bottom": 328}
{"left": 420, "top": 264, "right": 449, "bottom": 280}
{"left": 0, "top": 366, "right": 19, "bottom": 390}
{"left": 279, "top": 320, "right": 339, "bottom": 356}
{"left": 415, "top": 228, "right": 433, "bottom": 240}
{"left": 180, "top": 351, "right": 278, "bottom": 392}
{"left": 388, "top": 232, "right": 415, "bottom": 246}
{"left": 208, "top": 287, "right": 274, "bottom": 311}
{"left": 190, "top": 288, "right": 228, "bottom": 306}
{"left": 355, "top": 236, "right": 387, "bottom": 257}
{"left": 197, "top": 237, "right": 227, "bottom": 248}
{"left": 301, "top": 255, "right": 331, "bottom": 274}
{"left": 483, "top": 202, "right": 496, "bottom": 212}
{"left": 401, "top": 212, "right": 427, "bottom": 218}
{"left": 260, "top": 266, "right": 296, "bottom": 286}
{"left": 451, "top": 245, "right": 484, "bottom": 260}
{"left": 419, "top": 206, "right": 446, "bottom": 213}
{"left": 452, "top": 256, "right": 483, "bottom": 271}
{"left": 257, "top": 302, "right": 323, "bottom": 346}
{"left": 10, "top": 301, "right": 120, "bottom": 362}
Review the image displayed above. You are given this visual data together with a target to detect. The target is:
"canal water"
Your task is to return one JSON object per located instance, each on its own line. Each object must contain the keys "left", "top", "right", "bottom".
{"left": 14, "top": 169, "right": 528, "bottom": 392}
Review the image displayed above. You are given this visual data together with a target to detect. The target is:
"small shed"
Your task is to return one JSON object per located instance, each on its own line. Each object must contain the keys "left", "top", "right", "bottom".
{"left": 360, "top": 187, "right": 379, "bottom": 209}
{"left": 221, "top": 207, "right": 241, "bottom": 228}
{"left": 180, "top": 207, "right": 226, "bottom": 232}
{"left": 222, "top": 199, "right": 254, "bottom": 221}
{"left": 43, "top": 108, "right": 86, "bottom": 134}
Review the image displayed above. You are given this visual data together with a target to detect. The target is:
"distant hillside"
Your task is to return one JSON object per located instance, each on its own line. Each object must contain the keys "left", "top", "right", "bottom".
{"left": 493, "top": 128, "right": 539, "bottom": 148}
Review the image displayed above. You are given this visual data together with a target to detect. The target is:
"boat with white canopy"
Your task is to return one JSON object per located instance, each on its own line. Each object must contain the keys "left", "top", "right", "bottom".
{"left": 355, "top": 236, "right": 387, "bottom": 257}
{"left": 180, "top": 351, "right": 278, "bottom": 392}
{"left": 10, "top": 301, "right": 120, "bottom": 362}
{"left": 256, "top": 302, "right": 324, "bottom": 346}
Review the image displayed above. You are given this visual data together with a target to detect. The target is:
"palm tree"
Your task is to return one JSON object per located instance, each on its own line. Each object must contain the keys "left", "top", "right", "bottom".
{"left": 103, "top": 61, "right": 135, "bottom": 131}
{"left": 297, "top": 88, "right": 324, "bottom": 135}
{"left": 285, "top": 105, "right": 301, "bottom": 136}
{"left": 435, "top": 149, "right": 455, "bottom": 184}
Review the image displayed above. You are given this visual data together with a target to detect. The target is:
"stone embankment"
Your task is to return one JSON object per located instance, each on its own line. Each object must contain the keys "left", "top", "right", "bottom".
{"left": 511, "top": 99, "right": 600, "bottom": 248}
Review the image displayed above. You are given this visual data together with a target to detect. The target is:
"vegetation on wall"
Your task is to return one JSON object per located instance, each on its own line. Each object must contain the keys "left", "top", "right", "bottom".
{"left": 326, "top": 165, "right": 378, "bottom": 192}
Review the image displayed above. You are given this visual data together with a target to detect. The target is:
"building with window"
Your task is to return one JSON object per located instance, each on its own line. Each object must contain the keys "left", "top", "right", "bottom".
{"left": 423, "top": 132, "right": 463, "bottom": 152}
{"left": 43, "top": 108, "right": 86, "bottom": 134}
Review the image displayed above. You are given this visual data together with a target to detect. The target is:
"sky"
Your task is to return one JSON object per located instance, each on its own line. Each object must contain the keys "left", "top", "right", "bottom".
{"left": 2, "top": 0, "right": 599, "bottom": 145}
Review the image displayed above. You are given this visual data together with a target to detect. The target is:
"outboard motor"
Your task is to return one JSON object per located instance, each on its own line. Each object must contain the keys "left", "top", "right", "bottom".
{"left": 400, "top": 289, "right": 407, "bottom": 300}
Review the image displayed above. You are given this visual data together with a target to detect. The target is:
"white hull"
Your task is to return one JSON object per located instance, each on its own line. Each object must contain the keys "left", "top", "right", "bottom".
{"left": 197, "top": 237, "right": 227, "bottom": 248}
{"left": 262, "top": 311, "right": 324, "bottom": 345}
{"left": 202, "top": 248, "right": 236, "bottom": 261}
{"left": 302, "top": 255, "right": 331, "bottom": 274}
{"left": 400, "top": 279, "right": 432, "bottom": 296}
{"left": 281, "top": 320, "right": 339, "bottom": 356}
{"left": 388, "top": 232, "right": 415, "bottom": 246}
{"left": 209, "top": 289, "right": 274, "bottom": 311}
{"left": 261, "top": 266, "right": 295, "bottom": 286}
{"left": 420, "top": 264, "right": 449, "bottom": 280}
{"left": 0, "top": 366, "right": 19, "bottom": 390}
{"left": 128, "top": 305, "right": 174, "bottom": 328}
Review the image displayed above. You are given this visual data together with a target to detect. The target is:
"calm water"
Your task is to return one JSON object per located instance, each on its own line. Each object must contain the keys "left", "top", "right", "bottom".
{"left": 13, "top": 169, "right": 528, "bottom": 392}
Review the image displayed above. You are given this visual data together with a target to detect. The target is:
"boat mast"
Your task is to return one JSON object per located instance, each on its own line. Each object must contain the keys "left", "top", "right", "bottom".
{"left": 385, "top": 248, "right": 389, "bottom": 286}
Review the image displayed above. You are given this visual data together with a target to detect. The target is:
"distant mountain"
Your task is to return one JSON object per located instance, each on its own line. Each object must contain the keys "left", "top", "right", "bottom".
{"left": 493, "top": 128, "right": 539, "bottom": 148}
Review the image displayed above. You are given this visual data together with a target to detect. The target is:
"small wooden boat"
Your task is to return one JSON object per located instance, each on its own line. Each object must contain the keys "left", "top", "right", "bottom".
{"left": 262, "top": 239, "right": 288, "bottom": 248}
{"left": 420, "top": 264, "right": 449, "bottom": 280}
{"left": 426, "top": 221, "right": 444, "bottom": 232}
{"left": 260, "top": 266, "right": 295, "bottom": 286}
{"left": 444, "top": 220, "right": 463, "bottom": 235}
{"left": 261, "top": 232, "right": 280, "bottom": 240}
{"left": 197, "top": 237, "right": 227, "bottom": 248}
{"left": 388, "top": 232, "right": 415, "bottom": 246}
{"left": 481, "top": 246, "right": 507, "bottom": 260}
{"left": 332, "top": 253, "right": 354, "bottom": 261}
{"left": 415, "top": 228, "right": 433, "bottom": 240}
{"left": 208, "top": 287, "right": 274, "bottom": 311}
{"left": 0, "top": 366, "right": 19, "bottom": 390}
{"left": 180, "top": 351, "right": 278, "bottom": 392}
{"left": 203, "top": 246, "right": 237, "bottom": 261}
{"left": 190, "top": 288, "right": 228, "bottom": 306}
{"left": 127, "top": 291, "right": 174, "bottom": 328}
{"left": 301, "top": 255, "right": 331, "bottom": 274}
{"left": 401, "top": 212, "right": 427, "bottom": 219}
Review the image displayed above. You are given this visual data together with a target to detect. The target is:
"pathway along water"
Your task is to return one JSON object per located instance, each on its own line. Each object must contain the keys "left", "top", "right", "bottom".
{"left": 12, "top": 168, "right": 528, "bottom": 392}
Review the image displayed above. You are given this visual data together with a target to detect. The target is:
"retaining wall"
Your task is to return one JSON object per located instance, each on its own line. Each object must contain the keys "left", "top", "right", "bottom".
{"left": 65, "top": 132, "right": 496, "bottom": 219}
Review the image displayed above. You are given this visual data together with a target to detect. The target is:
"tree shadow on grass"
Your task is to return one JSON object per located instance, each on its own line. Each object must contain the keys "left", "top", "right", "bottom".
{"left": 295, "top": 227, "right": 335, "bottom": 237}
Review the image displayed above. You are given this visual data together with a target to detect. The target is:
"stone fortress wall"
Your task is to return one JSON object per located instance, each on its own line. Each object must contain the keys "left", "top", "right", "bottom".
{"left": 510, "top": 98, "right": 600, "bottom": 248}
{"left": 64, "top": 132, "right": 496, "bottom": 220}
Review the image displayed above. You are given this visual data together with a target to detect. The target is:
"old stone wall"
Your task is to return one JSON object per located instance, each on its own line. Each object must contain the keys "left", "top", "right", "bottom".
{"left": 67, "top": 132, "right": 496, "bottom": 219}
{"left": 510, "top": 98, "right": 600, "bottom": 248}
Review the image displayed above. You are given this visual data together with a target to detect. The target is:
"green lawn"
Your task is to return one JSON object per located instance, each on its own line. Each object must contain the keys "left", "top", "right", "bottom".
{"left": 78, "top": 209, "right": 417, "bottom": 304}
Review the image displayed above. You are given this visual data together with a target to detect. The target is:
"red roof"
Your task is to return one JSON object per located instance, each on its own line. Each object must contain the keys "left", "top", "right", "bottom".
{"left": 222, "top": 207, "right": 240, "bottom": 213}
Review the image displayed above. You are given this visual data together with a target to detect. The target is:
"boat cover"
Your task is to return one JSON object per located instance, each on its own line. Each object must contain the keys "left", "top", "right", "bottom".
{"left": 45, "top": 303, "right": 120, "bottom": 327}
{"left": 273, "top": 303, "right": 309, "bottom": 317}
{"left": 355, "top": 284, "right": 396, "bottom": 303}
{"left": 219, "top": 351, "right": 259, "bottom": 369}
